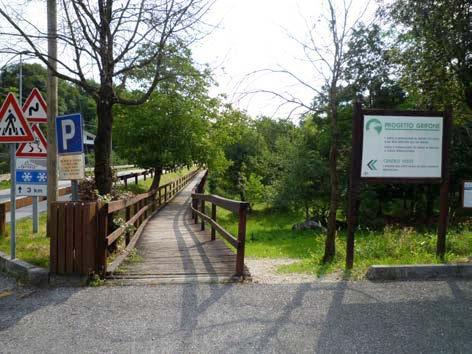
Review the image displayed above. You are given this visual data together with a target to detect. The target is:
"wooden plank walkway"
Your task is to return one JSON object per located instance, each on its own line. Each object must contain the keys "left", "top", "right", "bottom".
{"left": 111, "top": 171, "right": 240, "bottom": 283}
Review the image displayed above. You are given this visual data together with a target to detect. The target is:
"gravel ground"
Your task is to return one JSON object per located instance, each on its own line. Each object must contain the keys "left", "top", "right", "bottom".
{"left": 0, "top": 273, "right": 471, "bottom": 354}
{"left": 246, "top": 258, "right": 317, "bottom": 284}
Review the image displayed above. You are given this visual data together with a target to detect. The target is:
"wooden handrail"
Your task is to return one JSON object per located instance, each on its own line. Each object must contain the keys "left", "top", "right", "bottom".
{"left": 190, "top": 181, "right": 249, "bottom": 277}
{"left": 104, "top": 169, "right": 199, "bottom": 255}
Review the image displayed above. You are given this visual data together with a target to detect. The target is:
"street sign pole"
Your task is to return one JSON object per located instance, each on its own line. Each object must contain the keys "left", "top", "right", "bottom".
{"left": 10, "top": 143, "right": 16, "bottom": 259}
{"left": 71, "top": 180, "right": 78, "bottom": 201}
{"left": 18, "top": 61, "right": 40, "bottom": 234}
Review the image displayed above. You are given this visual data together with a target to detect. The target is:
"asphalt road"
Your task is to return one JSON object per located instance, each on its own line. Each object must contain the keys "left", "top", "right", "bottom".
{"left": 1, "top": 276, "right": 471, "bottom": 353}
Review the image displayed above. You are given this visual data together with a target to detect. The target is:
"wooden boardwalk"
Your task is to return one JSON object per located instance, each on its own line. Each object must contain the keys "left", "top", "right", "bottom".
{"left": 111, "top": 171, "right": 239, "bottom": 283}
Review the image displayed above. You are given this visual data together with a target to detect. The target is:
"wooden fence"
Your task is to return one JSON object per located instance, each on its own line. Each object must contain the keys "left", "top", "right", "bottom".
{"left": 117, "top": 169, "right": 153, "bottom": 187}
{"left": 190, "top": 172, "right": 249, "bottom": 277}
{"left": 50, "top": 169, "right": 199, "bottom": 276}
{"left": 0, "top": 166, "right": 149, "bottom": 237}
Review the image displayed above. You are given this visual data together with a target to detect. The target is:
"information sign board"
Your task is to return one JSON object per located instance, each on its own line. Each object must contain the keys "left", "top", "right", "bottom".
{"left": 58, "top": 154, "right": 85, "bottom": 180}
{"left": 15, "top": 158, "right": 47, "bottom": 196}
{"left": 361, "top": 115, "right": 444, "bottom": 179}
{"left": 463, "top": 181, "right": 472, "bottom": 209}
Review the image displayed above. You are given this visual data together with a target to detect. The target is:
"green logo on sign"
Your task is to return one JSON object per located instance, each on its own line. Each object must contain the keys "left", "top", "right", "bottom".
{"left": 366, "top": 118, "right": 382, "bottom": 135}
{"left": 367, "top": 160, "right": 377, "bottom": 170}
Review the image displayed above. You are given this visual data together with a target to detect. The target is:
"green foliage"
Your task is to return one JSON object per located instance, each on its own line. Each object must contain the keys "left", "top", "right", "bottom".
{"left": 113, "top": 46, "right": 215, "bottom": 173}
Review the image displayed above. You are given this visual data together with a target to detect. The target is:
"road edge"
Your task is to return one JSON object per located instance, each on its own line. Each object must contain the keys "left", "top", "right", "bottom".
{"left": 0, "top": 250, "right": 49, "bottom": 286}
{"left": 367, "top": 263, "right": 472, "bottom": 281}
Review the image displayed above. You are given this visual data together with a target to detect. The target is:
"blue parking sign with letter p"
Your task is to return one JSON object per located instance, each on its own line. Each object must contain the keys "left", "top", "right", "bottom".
{"left": 56, "top": 113, "right": 83, "bottom": 154}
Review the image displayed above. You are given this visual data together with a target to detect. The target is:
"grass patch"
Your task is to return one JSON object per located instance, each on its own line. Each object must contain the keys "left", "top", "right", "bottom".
{"left": 0, "top": 213, "right": 49, "bottom": 268}
{"left": 216, "top": 203, "right": 472, "bottom": 279}
{"left": 0, "top": 180, "right": 10, "bottom": 190}
{"left": 123, "top": 166, "right": 197, "bottom": 194}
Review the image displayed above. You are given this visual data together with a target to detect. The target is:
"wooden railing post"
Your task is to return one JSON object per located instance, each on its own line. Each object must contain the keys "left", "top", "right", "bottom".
{"left": 125, "top": 206, "right": 131, "bottom": 245}
{"left": 134, "top": 173, "right": 138, "bottom": 184}
{"left": 164, "top": 185, "right": 167, "bottom": 203}
{"left": 158, "top": 188, "right": 162, "bottom": 206}
{"left": 211, "top": 203, "right": 216, "bottom": 240}
{"left": 97, "top": 202, "right": 108, "bottom": 277}
{"left": 124, "top": 178, "right": 128, "bottom": 188}
{"left": 0, "top": 203, "right": 5, "bottom": 237}
{"left": 200, "top": 199, "right": 205, "bottom": 231}
{"left": 235, "top": 203, "right": 248, "bottom": 276}
{"left": 194, "top": 196, "right": 198, "bottom": 224}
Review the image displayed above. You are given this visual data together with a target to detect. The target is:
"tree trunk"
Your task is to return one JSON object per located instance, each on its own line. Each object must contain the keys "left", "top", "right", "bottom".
{"left": 149, "top": 167, "right": 163, "bottom": 191}
{"left": 323, "top": 98, "right": 339, "bottom": 264}
{"left": 94, "top": 88, "right": 114, "bottom": 195}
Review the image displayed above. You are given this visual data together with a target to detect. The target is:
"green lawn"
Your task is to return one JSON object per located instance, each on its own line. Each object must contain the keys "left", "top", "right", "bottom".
{"left": 0, "top": 213, "right": 49, "bottom": 268}
{"left": 0, "top": 180, "right": 10, "bottom": 190}
{"left": 216, "top": 203, "right": 472, "bottom": 279}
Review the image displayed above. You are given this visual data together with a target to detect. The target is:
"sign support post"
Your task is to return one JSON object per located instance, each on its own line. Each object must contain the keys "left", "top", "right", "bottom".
{"left": 71, "top": 180, "right": 78, "bottom": 201}
{"left": 436, "top": 106, "right": 452, "bottom": 259}
{"left": 9, "top": 144, "right": 16, "bottom": 259}
{"left": 346, "top": 101, "right": 363, "bottom": 269}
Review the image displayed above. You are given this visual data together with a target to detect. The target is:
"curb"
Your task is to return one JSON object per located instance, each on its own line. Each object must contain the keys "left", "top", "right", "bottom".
{"left": 0, "top": 251, "right": 49, "bottom": 287}
{"left": 367, "top": 264, "right": 472, "bottom": 281}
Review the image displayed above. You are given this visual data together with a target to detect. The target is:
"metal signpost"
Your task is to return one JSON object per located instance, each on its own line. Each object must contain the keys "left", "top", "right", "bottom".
{"left": 346, "top": 103, "right": 452, "bottom": 268}
{"left": 0, "top": 93, "right": 34, "bottom": 259}
{"left": 22, "top": 88, "right": 48, "bottom": 232}
{"left": 56, "top": 113, "right": 84, "bottom": 200}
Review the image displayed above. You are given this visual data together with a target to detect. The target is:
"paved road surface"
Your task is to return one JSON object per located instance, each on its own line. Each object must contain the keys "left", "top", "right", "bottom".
{"left": 0, "top": 275, "right": 471, "bottom": 353}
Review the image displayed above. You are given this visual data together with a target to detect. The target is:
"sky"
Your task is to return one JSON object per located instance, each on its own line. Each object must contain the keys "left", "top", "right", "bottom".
{"left": 0, "top": 0, "right": 377, "bottom": 120}
{"left": 191, "top": 0, "right": 377, "bottom": 119}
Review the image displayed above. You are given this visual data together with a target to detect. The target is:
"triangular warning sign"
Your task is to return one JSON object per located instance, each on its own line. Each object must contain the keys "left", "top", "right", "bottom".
{"left": 16, "top": 124, "right": 47, "bottom": 158}
{"left": 0, "top": 93, "right": 34, "bottom": 143}
{"left": 23, "top": 88, "right": 48, "bottom": 123}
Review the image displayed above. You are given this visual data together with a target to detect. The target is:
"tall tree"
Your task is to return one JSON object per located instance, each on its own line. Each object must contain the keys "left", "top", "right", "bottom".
{"left": 0, "top": 0, "right": 211, "bottom": 194}
{"left": 251, "top": 0, "right": 372, "bottom": 262}
{"left": 388, "top": 0, "right": 472, "bottom": 110}
{"left": 114, "top": 45, "right": 215, "bottom": 189}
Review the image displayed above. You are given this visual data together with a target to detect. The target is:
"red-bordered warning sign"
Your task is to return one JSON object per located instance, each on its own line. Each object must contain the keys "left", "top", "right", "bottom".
{"left": 23, "top": 88, "right": 47, "bottom": 123}
{"left": 16, "top": 124, "right": 47, "bottom": 158}
{"left": 0, "top": 93, "right": 34, "bottom": 142}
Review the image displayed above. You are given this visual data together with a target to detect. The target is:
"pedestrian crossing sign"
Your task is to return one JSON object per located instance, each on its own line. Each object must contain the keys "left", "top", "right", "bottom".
{"left": 0, "top": 93, "right": 34, "bottom": 142}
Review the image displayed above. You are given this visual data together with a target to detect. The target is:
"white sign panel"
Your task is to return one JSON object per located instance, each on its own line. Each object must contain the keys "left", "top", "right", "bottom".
{"left": 464, "top": 182, "right": 472, "bottom": 209}
{"left": 15, "top": 158, "right": 48, "bottom": 196}
{"left": 58, "top": 154, "right": 85, "bottom": 180}
{"left": 361, "top": 115, "right": 443, "bottom": 178}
